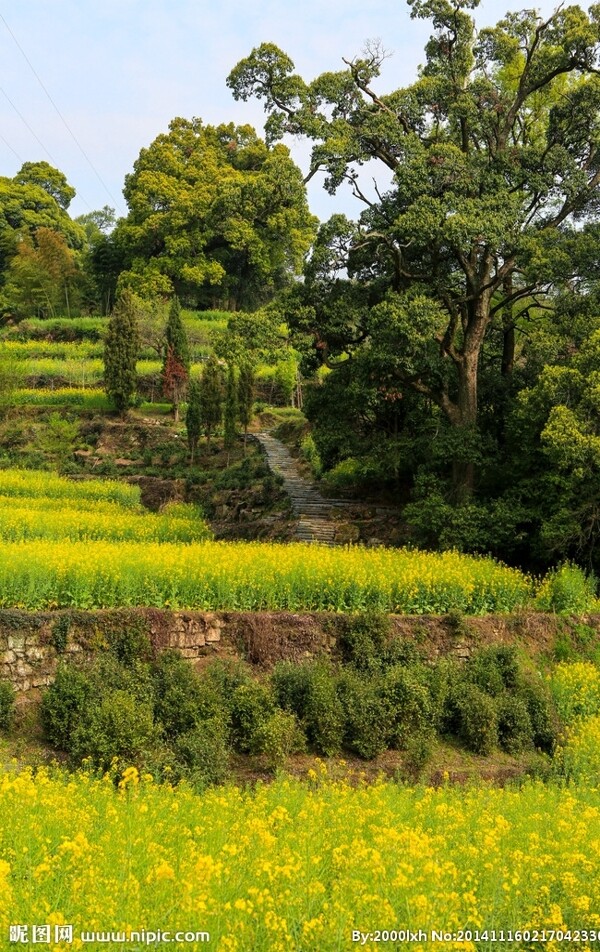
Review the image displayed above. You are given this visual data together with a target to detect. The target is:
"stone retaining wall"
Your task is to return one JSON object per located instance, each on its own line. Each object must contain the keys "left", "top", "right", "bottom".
{"left": 0, "top": 608, "right": 597, "bottom": 693}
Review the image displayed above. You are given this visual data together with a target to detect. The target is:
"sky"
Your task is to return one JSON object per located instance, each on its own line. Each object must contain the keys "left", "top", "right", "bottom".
{"left": 0, "top": 0, "right": 563, "bottom": 224}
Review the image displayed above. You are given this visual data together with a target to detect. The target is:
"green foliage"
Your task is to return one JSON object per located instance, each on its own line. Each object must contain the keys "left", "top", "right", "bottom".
{"left": 41, "top": 664, "right": 92, "bottom": 749}
{"left": 300, "top": 434, "right": 322, "bottom": 478}
{"left": 335, "top": 611, "right": 392, "bottom": 673}
{"left": 224, "top": 364, "right": 238, "bottom": 453}
{"left": 229, "top": 8, "right": 600, "bottom": 502}
{"left": 337, "top": 668, "right": 390, "bottom": 759}
{"left": 535, "top": 563, "right": 598, "bottom": 614}
{"left": 238, "top": 363, "right": 255, "bottom": 440}
{"left": 50, "top": 615, "right": 70, "bottom": 654}
{"left": 199, "top": 355, "right": 224, "bottom": 448}
{"left": 116, "top": 117, "right": 317, "bottom": 309}
{"left": 185, "top": 380, "right": 202, "bottom": 462}
{"left": 455, "top": 684, "right": 499, "bottom": 756}
{"left": 164, "top": 296, "right": 190, "bottom": 372}
{"left": 383, "top": 665, "right": 435, "bottom": 751}
{"left": 153, "top": 651, "right": 221, "bottom": 739}
{"left": 465, "top": 646, "right": 522, "bottom": 697}
{"left": 0, "top": 681, "right": 15, "bottom": 732}
{"left": 252, "top": 709, "right": 306, "bottom": 772}
{"left": 103, "top": 290, "right": 140, "bottom": 415}
{"left": 496, "top": 695, "right": 533, "bottom": 755}
{"left": 31, "top": 413, "right": 79, "bottom": 473}
{"left": 174, "top": 718, "right": 231, "bottom": 788}
{"left": 69, "top": 689, "right": 158, "bottom": 769}
{"left": 302, "top": 661, "right": 345, "bottom": 757}
{"left": 230, "top": 681, "right": 275, "bottom": 754}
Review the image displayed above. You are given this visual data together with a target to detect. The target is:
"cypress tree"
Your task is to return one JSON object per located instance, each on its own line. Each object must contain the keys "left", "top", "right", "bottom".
{"left": 224, "top": 364, "right": 238, "bottom": 464}
{"left": 185, "top": 379, "right": 202, "bottom": 464}
{"left": 162, "top": 296, "right": 190, "bottom": 420}
{"left": 103, "top": 289, "right": 140, "bottom": 416}
{"left": 199, "top": 355, "right": 223, "bottom": 452}
{"left": 238, "top": 362, "right": 255, "bottom": 455}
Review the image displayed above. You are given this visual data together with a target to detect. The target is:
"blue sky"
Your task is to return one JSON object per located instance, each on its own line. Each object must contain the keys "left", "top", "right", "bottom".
{"left": 0, "top": 0, "right": 562, "bottom": 223}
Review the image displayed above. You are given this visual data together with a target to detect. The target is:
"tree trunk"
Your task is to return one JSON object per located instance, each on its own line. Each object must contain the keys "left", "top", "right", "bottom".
{"left": 501, "top": 275, "right": 514, "bottom": 377}
{"left": 451, "top": 351, "right": 479, "bottom": 500}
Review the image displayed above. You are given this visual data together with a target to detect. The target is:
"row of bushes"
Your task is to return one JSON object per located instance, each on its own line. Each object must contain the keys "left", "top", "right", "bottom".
{"left": 33, "top": 623, "right": 560, "bottom": 786}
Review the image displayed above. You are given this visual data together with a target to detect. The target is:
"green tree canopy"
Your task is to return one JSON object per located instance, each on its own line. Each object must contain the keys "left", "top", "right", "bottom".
{"left": 229, "top": 1, "right": 600, "bottom": 495}
{"left": 115, "top": 117, "right": 318, "bottom": 310}
{"left": 104, "top": 289, "right": 141, "bottom": 416}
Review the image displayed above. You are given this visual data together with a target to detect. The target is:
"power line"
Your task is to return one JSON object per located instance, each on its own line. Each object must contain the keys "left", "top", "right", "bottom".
{"left": 0, "top": 131, "right": 23, "bottom": 164}
{"left": 0, "top": 86, "right": 58, "bottom": 166}
{"left": 0, "top": 10, "right": 125, "bottom": 214}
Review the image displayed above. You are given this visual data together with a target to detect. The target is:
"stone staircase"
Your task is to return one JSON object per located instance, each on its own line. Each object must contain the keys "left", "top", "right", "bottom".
{"left": 255, "top": 432, "right": 348, "bottom": 544}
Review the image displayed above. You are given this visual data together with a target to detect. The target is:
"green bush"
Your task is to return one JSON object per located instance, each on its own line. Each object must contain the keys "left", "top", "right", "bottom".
{"left": 175, "top": 718, "right": 231, "bottom": 788}
{"left": 0, "top": 680, "right": 15, "bottom": 732}
{"left": 271, "top": 662, "right": 313, "bottom": 717}
{"left": 69, "top": 690, "right": 158, "bottom": 769}
{"left": 302, "top": 661, "right": 345, "bottom": 757}
{"left": 496, "top": 695, "right": 533, "bottom": 754}
{"left": 466, "top": 645, "right": 522, "bottom": 697}
{"left": 252, "top": 710, "right": 307, "bottom": 772}
{"left": 520, "top": 679, "right": 558, "bottom": 754}
{"left": 41, "top": 665, "right": 91, "bottom": 749}
{"left": 456, "top": 683, "right": 499, "bottom": 755}
{"left": 336, "top": 611, "right": 392, "bottom": 673}
{"left": 230, "top": 681, "right": 276, "bottom": 754}
{"left": 383, "top": 664, "right": 435, "bottom": 750}
{"left": 337, "top": 669, "right": 390, "bottom": 759}
{"left": 108, "top": 625, "right": 152, "bottom": 666}
{"left": 152, "top": 651, "right": 221, "bottom": 739}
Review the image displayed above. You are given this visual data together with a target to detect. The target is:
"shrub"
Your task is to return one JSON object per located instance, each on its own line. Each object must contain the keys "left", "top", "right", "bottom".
{"left": 496, "top": 695, "right": 533, "bottom": 754}
{"left": 520, "top": 678, "right": 558, "bottom": 754}
{"left": 336, "top": 611, "right": 392, "bottom": 673}
{"left": 0, "top": 680, "right": 15, "bottom": 732}
{"left": 252, "top": 710, "right": 307, "bottom": 772}
{"left": 69, "top": 690, "right": 158, "bottom": 769}
{"left": 41, "top": 664, "right": 91, "bottom": 749}
{"left": 302, "top": 661, "right": 345, "bottom": 757}
{"left": 175, "top": 718, "right": 231, "bottom": 788}
{"left": 108, "top": 625, "right": 152, "bottom": 666}
{"left": 230, "top": 681, "right": 275, "bottom": 754}
{"left": 456, "top": 683, "right": 498, "bottom": 755}
{"left": 152, "top": 651, "right": 222, "bottom": 738}
{"left": 271, "top": 662, "right": 312, "bottom": 718}
{"left": 383, "top": 664, "right": 435, "bottom": 750}
{"left": 466, "top": 645, "right": 522, "bottom": 697}
{"left": 337, "top": 669, "right": 390, "bottom": 760}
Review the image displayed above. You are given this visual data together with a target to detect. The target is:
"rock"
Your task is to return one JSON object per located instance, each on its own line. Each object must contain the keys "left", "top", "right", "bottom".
{"left": 334, "top": 523, "right": 361, "bottom": 544}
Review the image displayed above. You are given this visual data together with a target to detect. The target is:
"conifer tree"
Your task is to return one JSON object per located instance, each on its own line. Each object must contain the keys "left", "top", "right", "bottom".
{"left": 199, "top": 355, "right": 223, "bottom": 452}
{"left": 185, "top": 379, "right": 202, "bottom": 464}
{"left": 162, "top": 296, "right": 190, "bottom": 420}
{"left": 224, "top": 364, "right": 238, "bottom": 464}
{"left": 238, "top": 362, "right": 255, "bottom": 455}
{"left": 103, "top": 289, "right": 140, "bottom": 416}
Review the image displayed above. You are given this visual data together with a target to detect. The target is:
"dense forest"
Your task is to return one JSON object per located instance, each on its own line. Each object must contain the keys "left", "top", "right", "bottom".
{"left": 2, "top": 0, "right": 600, "bottom": 579}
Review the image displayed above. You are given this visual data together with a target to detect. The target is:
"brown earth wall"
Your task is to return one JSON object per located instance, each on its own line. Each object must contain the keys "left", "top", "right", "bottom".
{"left": 1, "top": 608, "right": 599, "bottom": 694}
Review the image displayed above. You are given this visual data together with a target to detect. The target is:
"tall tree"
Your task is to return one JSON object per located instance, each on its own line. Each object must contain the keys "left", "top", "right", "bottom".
{"left": 238, "top": 362, "right": 255, "bottom": 454}
{"left": 115, "top": 117, "right": 317, "bottom": 309}
{"left": 162, "top": 296, "right": 190, "bottom": 420}
{"left": 103, "top": 290, "right": 140, "bottom": 416}
{"left": 199, "top": 355, "right": 224, "bottom": 451}
{"left": 229, "top": 3, "right": 600, "bottom": 496}
{"left": 224, "top": 364, "right": 239, "bottom": 463}
{"left": 185, "top": 379, "right": 202, "bottom": 464}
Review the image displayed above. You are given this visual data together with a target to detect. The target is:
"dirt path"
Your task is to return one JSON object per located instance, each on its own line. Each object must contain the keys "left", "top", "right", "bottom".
{"left": 255, "top": 432, "right": 348, "bottom": 544}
